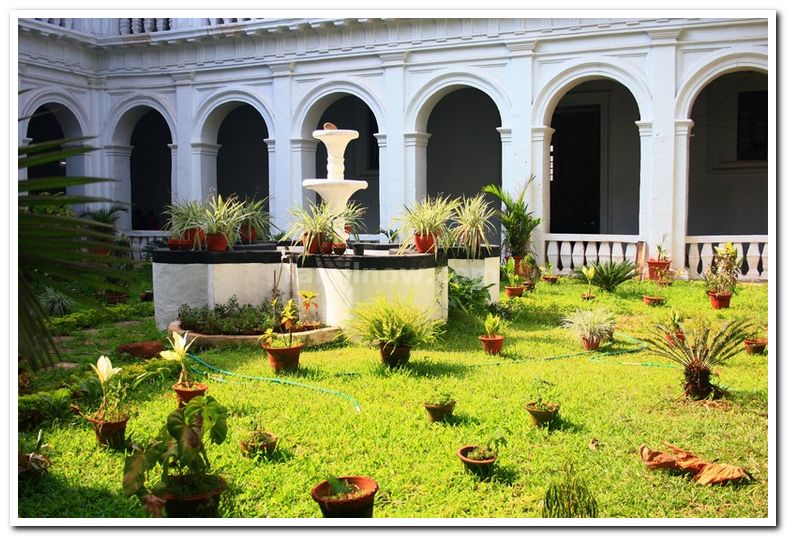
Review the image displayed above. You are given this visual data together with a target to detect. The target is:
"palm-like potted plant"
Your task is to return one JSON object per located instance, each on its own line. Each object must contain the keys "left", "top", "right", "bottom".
{"left": 164, "top": 200, "right": 205, "bottom": 250}
{"left": 238, "top": 197, "right": 271, "bottom": 244}
{"left": 502, "top": 257, "right": 524, "bottom": 297}
{"left": 482, "top": 178, "right": 541, "bottom": 276}
{"left": 239, "top": 421, "right": 279, "bottom": 458}
{"left": 396, "top": 195, "right": 459, "bottom": 253}
{"left": 561, "top": 308, "right": 616, "bottom": 351}
{"left": 540, "top": 261, "right": 558, "bottom": 284}
{"left": 197, "top": 195, "right": 248, "bottom": 251}
{"left": 704, "top": 242, "right": 741, "bottom": 309}
{"left": 743, "top": 324, "right": 768, "bottom": 355}
{"left": 522, "top": 253, "right": 538, "bottom": 290}
{"left": 664, "top": 310, "right": 686, "bottom": 347}
{"left": 525, "top": 378, "right": 560, "bottom": 428}
{"left": 423, "top": 390, "right": 456, "bottom": 423}
{"left": 159, "top": 330, "right": 205, "bottom": 407}
{"left": 287, "top": 201, "right": 340, "bottom": 256}
{"left": 647, "top": 235, "right": 671, "bottom": 280}
{"left": 348, "top": 296, "right": 443, "bottom": 367}
{"left": 311, "top": 475, "right": 379, "bottom": 518}
{"left": 123, "top": 396, "right": 229, "bottom": 518}
{"left": 479, "top": 313, "right": 505, "bottom": 355}
{"left": 451, "top": 194, "right": 495, "bottom": 259}
{"left": 259, "top": 299, "right": 303, "bottom": 373}
{"left": 580, "top": 265, "right": 596, "bottom": 300}
{"left": 642, "top": 318, "right": 750, "bottom": 399}
{"left": 457, "top": 430, "right": 507, "bottom": 478}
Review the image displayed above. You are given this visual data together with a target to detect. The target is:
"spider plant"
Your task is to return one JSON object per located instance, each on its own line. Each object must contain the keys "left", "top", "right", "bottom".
{"left": 481, "top": 177, "right": 541, "bottom": 258}
{"left": 642, "top": 318, "right": 750, "bottom": 400}
{"left": 451, "top": 194, "right": 495, "bottom": 259}
{"left": 239, "top": 197, "right": 272, "bottom": 240}
{"left": 196, "top": 194, "right": 248, "bottom": 247}
{"left": 285, "top": 201, "right": 341, "bottom": 255}
{"left": 396, "top": 195, "right": 459, "bottom": 253}
{"left": 164, "top": 199, "right": 204, "bottom": 245}
{"left": 561, "top": 308, "right": 616, "bottom": 348}
{"left": 343, "top": 201, "right": 367, "bottom": 240}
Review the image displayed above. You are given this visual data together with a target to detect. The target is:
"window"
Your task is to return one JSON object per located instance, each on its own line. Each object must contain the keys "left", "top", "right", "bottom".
{"left": 737, "top": 91, "right": 767, "bottom": 161}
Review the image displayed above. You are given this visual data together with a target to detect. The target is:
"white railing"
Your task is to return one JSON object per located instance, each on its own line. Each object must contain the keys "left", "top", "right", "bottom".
{"left": 124, "top": 230, "right": 171, "bottom": 259}
{"left": 544, "top": 234, "right": 642, "bottom": 274}
{"left": 119, "top": 18, "right": 171, "bottom": 35}
{"left": 685, "top": 235, "right": 768, "bottom": 281}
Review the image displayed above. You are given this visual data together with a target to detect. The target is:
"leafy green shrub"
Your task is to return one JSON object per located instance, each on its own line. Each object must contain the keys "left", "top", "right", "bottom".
{"left": 543, "top": 464, "right": 599, "bottom": 518}
{"left": 561, "top": 308, "right": 616, "bottom": 345}
{"left": 573, "top": 259, "right": 637, "bottom": 292}
{"left": 447, "top": 269, "right": 492, "bottom": 315}
{"left": 38, "top": 287, "right": 75, "bottom": 316}
{"left": 178, "top": 296, "right": 275, "bottom": 335}
{"left": 47, "top": 302, "right": 155, "bottom": 335}
{"left": 348, "top": 296, "right": 443, "bottom": 350}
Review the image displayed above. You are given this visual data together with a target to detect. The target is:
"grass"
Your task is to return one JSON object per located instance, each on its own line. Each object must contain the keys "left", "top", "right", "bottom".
{"left": 18, "top": 277, "right": 769, "bottom": 518}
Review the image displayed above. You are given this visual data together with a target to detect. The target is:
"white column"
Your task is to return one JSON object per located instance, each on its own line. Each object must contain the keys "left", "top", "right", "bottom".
{"left": 290, "top": 138, "right": 318, "bottom": 207}
{"left": 379, "top": 52, "right": 407, "bottom": 230}
{"left": 505, "top": 41, "right": 536, "bottom": 192}
{"left": 403, "top": 132, "right": 430, "bottom": 203}
{"left": 264, "top": 137, "right": 276, "bottom": 204}
{"left": 497, "top": 127, "right": 513, "bottom": 191}
{"left": 191, "top": 143, "right": 221, "bottom": 200}
{"left": 19, "top": 137, "right": 32, "bottom": 181}
{"left": 173, "top": 72, "right": 196, "bottom": 201}
{"left": 269, "top": 63, "right": 294, "bottom": 231}
{"left": 373, "top": 132, "right": 388, "bottom": 230}
{"left": 104, "top": 144, "right": 133, "bottom": 230}
{"left": 530, "top": 126, "right": 555, "bottom": 263}
{"left": 636, "top": 120, "right": 654, "bottom": 248}
{"left": 673, "top": 119, "right": 694, "bottom": 271}
{"left": 168, "top": 143, "right": 178, "bottom": 200}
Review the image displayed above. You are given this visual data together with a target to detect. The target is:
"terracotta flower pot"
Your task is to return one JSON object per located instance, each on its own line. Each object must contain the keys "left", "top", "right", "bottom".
{"left": 505, "top": 285, "right": 524, "bottom": 298}
{"left": 311, "top": 476, "right": 379, "bottom": 518}
{"left": 542, "top": 275, "right": 559, "bottom": 284}
{"left": 413, "top": 233, "right": 436, "bottom": 253}
{"left": 709, "top": 292, "right": 732, "bottom": 309}
{"left": 184, "top": 228, "right": 206, "bottom": 249}
{"left": 456, "top": 445, "right": 496, "bottom": 478}
{"left": 523, "top": 281, "right": 536, "bottom": 292}
{"left": 163, "top": 475, "right": 226, "bottom": 518}
{"left": 665, "top": 331, "right": 686, "bottom": 347}
{"left": 647, "top": 259, "right": 671, "bottom": 280}
{"left": 239, "top": 225, "right": 257, "bottom": 244}
{"left": 87, "top": 415, "right": 129, "bottom": 449}
{"left": 106, "top": 291, "right": 128, "bottom": 305}
{"left": 301, "top": 232, "right": 323, "bottom": 254}
{"left": 320, "top": 242, "right": 334, "bottom": 255}
{"left": 581, "top": 336, "right": 601, "bottom": 351}
{"left": 172, "top": 382, "right": 208, "bottom": 409}
{"left": 240, "top": 433, "right": 279, "bottom": 457}
{"left": 581, "top": 293, "right": 596, "bottom": 301}
{"left": 643, "top": 295, "right": 664, "bottom": 307}
{"left": 263, "top": 343, "right": 303, "bottom": 373}
{"left": 167, "top": 238, "right": 190, "bottom": 251}
{"left": 379, "top": 343, "right": 411, "bottom": 368}
{"left": 744, "top": 338, "right": 767, "bottom": 355}
{"left": 332, "top": 243, "right": 347, "bottom": 255}
{"left": 525, "top": 402, "right": 560, "bottom": 428}
{"left": 478, "top": 335, "right": 505, "bottom": 355}
{"left": 424, "top": 400, "right": 456, "bottom": 423}
{"left": 205, "top": 233, "right": 229, "bottom": 252}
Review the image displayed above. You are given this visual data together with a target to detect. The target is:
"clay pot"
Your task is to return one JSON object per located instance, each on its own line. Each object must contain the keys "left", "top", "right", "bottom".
{"left": 709, "top": 292, "right": 732, "bottom": 309}
{"left": 581, "top": 293, "right": 596, "bottom": 301}
{"left": 643, "top": 295, "right": 665, "bottom": 307}
{"left": 665, "top": 331, "right": 686, "bottom": 347}
{"left": 301, "top": 233, "right": 323, "bottom": 254}
{"left": 172, "top": 382, "right": 208, "bottom": 409}
{"left": 167, "top": 239, "right": 190, "bottom": 251}
{"left": 525, "top": 402, "right": 560, "bottom": 428}
{"left": 542, "top": 275, "right": 558, "bottom": 284}
{"left": 263, "top": 343, "right": 303, "bottom": 373}
{"left": 647, "top": 259, "right": 671, "bottom": 280}
{"left": 106, "top": 291, "right": 128, "bottom": 305}
{"left": 413, "top": 233, "right": 436, "bottom": 253}
{"left": 184, "top": 228, "right": 206, "bottom": 249}
{"left": 352, "top": 243, "right": 365, "bottom": 256}
{"left": 87, "top": 415, "right": 129, "bottom": 448}
{"left": 424, "top": 400, "right": 456, "bottom": 423}
{"left": 311, "top": 476, "right": 379, "bottom": 518}
{"left": 240, "top": 433, "right": 279, "bottom": 457}
{"left": 205, "top": 233, "right": 229, "bottom": 252}
{"left": 163, "top": 475, "right": 226, "bottom": 518}
{"left": 379, "top": 343, "right": 411, "bottom": 368}
{"left": 744, "top": 338, "right": 767, "bottom": 355}
{"left": 320, "top": 242, "right": 334, "bottom": 255}
{"left": 456, "top": 445, "right": 496, "bottom": 478}
{"left": 581, "top": 337, "right": 601, "bottom": 351}
{"left": 523, "top": 281, "right": 536, "bottom": 292}
{"left": 332, "top": 243, "right": 347, "bottom": 255}
{"left": 239, "top": 225, "right": 257, "bottom": 244}
{"left": 505, "top": 285, "right": 524, "bottom": 298}
{"left": 478, "top": 335, "right": 505, "bottom": 355}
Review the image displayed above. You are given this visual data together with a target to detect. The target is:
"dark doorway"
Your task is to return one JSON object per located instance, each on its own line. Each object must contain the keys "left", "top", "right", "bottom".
{"left": 130, "top": 110, "right": 171, "bottom": 230}
{"left": 217, "top": 104, "right": 269, "bottom": 201}
{"left": 26, "top": 105, "right": 67, "bottom": 193}
{"left": 550, "top": 106, "right": 601, "bottom": 234}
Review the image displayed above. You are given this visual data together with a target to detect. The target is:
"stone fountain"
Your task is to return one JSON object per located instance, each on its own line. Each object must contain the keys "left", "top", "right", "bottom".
{"left": 302, "top": 123, "right": 368, "bottom": 242}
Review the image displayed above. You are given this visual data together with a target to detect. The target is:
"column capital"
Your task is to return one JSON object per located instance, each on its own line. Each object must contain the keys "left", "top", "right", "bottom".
{"left": 404, "top": 132, "right": 431, "bottom": 148}
{"left": 172, "top": 72, "right": 195, "bottom": 85}
{"left": 506, "top": 41, "right": 537, "bottom": 57}
{"left": 635, "top": 120, "right": 653, "bottom": 137}
{"left": 263, "top": 138, "right": 276, "bottom": 152}
{"left": 191, "top": 142, "right": 221, "bottom": 157}
{"left": 104, "top": 144, "right": 133, "bottom": 156}
{"left": 290, "top": 138, "right": 318, "bottom": 152}
{"left": 373, "top": 132, "right": 387, "bottom": 148}
{"left": 674, "top": 119, "right": 695, "bottom": 136}
{"left": 531, "top": 126, "right": 555, "bottom": 143}
{"left": 648, "top": 29, "right": 682, "bottom": 46}
{"left": 21, "top": 137, "right": 33, "bottom": 146}
{"left": 496, "top": 127, "right": 512, "bottom": 143}
{"left": 378, "top": 51, "right": 408, "bottom": 67}
{"left": 268, "top": 62, "right": 294, "bottom": 76}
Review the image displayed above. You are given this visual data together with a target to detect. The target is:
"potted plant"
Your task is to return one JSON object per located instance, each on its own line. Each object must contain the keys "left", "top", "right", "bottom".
{"left": 73, "top": 355, "right": 129, "bottom": 448}
{"left": 18, "top": 430, "right": 51, "bottom": 484}
{"left": 343, "top": 201, "right": 367, "bottom": 254}
{"left": 105, "top": 236, "right": 133, "bottom": 305}
{"left": 456, "top": 430, "right": 507, "bottom": 478}
{"left": 259, "top": 299, "right": 303, "bottom": 373}
{"left": 642, "top": 282, "right": 665, "bottom": 307}
{"left": 396, "top": 195, "right": 459, "bottom": 254}
{"left": 561, "top": 308, "right": 616, "bottom": 351}
{"left": 311, "top": 475, "right": 379, "bottom": 518}
{"left": 580, "top": 265, "right": 596, "bottom": 300}
{"left": 704, "top": 242, "right": 741, "bottom": 309}
{"left": 349, "top": 296, "right": 443, "bottom": 368}
{"left": 525, "top": 378, "right": 560, "bottom": 428}
{"left": 451, "top": 194, "right": 495, "bottom": 259}
{"left": 123, "top": 396, "right": 229, "bottom": 518}
{"left": 522, "top": 253, "right": 538, "bottom": 291}
{"left": 479, "top": 313, "right": 505, "bottom": 355}
{"left": 647, "top": 235, "right": 671, "bottom": 280}
{"left": 159, "top": 330, "right": 206, "bottom": 408}
{"left": 239, "top": 422, "right": 279, "bottom": 458}
{"left": 744, "top": 325, "right": 768, "bottom": 355}
{"left": 664, "top": 310, "right": 686, "bottom": 347}
{"left": 164, "top": 200, "right": 205, "bottom": 250}
{"left": 238, "top": 197, "right": 271, "bottom": 244}
{"left": 423, "top": 391, "right": 456, "bottom": 423}
{"left": 502, "top": 257, "right": 525, "bottom": 297}
{"left": 287, "top": 201, "right": 340, "bottom": 256}
{"left": 482, "top": 177, "right": 541, "bottom": 276}
{"left": 196, "top": 195, "right": 248, "bottom": 252}
{"left": 541, "top": 261, "right": 559, "bottom": 284}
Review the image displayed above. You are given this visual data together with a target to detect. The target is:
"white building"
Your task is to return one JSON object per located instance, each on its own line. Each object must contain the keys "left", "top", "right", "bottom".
{"left": 18, "top": 16, "right": 769, "bottom": 279}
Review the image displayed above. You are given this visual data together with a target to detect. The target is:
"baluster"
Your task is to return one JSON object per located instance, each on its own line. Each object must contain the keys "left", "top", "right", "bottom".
{"left": 131, "top": 18, "right": 143, "bottom": 34}
{"left": 760, "top": 243, "right": 768, "bottom": 280}
{"left": 572, "top": 241, "right": 585, "bottom": 270}
{"left": 119, "top": 18, "right": 131, "bottom": 35}
{"left": 699, "top": 243, "right": 714, "bottom": 276}
{"left": 559, "top": 241, "right": 572, "bottom": 273}
{"left": 585, "top": 242, "right": 599, "bottom": 266}
{"left": 143, "top": 18, "right": 155, "bottom": 33}
{"left": 732, "top": 242, "right": 746, "bottom": 279}
{"left": 597, "top": 241, "right": 611, "bottom": 264}
{"left": 611, "top": 242, "right": 624, "bottom": 264}
{"left": 745, "top": 242, "right": 760, "bottom": 279}
{"left": 156, "top": 18, "right": 168, "bottom": 32}
{"left": 546, "top": 241, "right": 558, "bottom": 271}
{"left": 687, "top": 243, "right": 700, "bottom": 279}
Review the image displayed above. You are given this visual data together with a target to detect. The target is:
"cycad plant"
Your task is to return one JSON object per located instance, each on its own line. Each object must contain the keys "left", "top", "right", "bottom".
{"left": 543, "top": 464, "right": 599, "bottom": 518}
{"left": 642, "top": 318, "right": 750, "bottom": 399}
{"left": 452, "top": 194, "right": 495, "bottom": 259}
{"left": 481, "top": 177, "right": 541, "bottom": 258}
{"left": 574, "top": 259, "right": 637, "bottom": 292}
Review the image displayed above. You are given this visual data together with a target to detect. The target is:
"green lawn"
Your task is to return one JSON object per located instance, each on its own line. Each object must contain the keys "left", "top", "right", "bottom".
{"left": 18, "top": 277, "right": 769, "bottom": 518}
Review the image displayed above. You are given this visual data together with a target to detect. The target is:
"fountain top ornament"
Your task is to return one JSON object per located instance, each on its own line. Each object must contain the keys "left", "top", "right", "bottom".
{"left": 302, "top": 123, "right": 368, "bottom": 242}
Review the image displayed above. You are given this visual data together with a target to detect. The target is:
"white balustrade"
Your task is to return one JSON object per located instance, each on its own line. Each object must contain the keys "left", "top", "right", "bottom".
{"left": 124, "top": 230, "right": 171, "bottom": 260}
{"left": 684, "top": 235, "right": 768, "bottom": 281}
{"left": 118, "top": 18, "right": 172, "bottom": 35}
{"left": 544, "top": 234, "right": 640, "bottom": 274}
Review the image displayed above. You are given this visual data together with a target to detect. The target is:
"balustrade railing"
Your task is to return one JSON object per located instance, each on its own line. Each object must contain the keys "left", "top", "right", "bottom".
{"left": 118, "top": 18, "right": 171, "bottom": 35}
{"left": 124, "top": 230, "right": 170, "bottom": 259}
{"left": 685, "top": 235, "right": 768, "bottom": 281}
{"left": 543, "top": 234, "right": 642, "bottom": 274}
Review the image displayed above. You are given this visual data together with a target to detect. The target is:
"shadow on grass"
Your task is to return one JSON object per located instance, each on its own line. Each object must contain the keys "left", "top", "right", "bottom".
{"left": 442, "top": 412, "right": 481, "bottom": 427}
{"left": 244, "top": 445, "right": 295, "bottom": 465}
{"left": 463, "top": 463, "right": 518, "bottom": 485}
{"left": 547, "top": 414, "right": 584, "bottom": 433}
{"left": 367, "top": 359, "right": 471, "bottom": 379}
{"left": 18, "top": 473, "right": 144, "bottom": 518}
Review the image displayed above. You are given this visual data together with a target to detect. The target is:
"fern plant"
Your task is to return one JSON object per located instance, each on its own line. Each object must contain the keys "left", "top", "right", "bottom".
{"left": 543, "top": 464, "right": 599, "bottom": 518}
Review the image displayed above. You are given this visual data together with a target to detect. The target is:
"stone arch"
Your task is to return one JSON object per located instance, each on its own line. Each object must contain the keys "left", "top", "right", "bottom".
{"left": 107, "top": 94, "right": 176, "bottom": 146}
{"left": 20, "top": 89, "right": 88, "bottom": 139}
{"left": 531, "top": 58, "right": 652, "bottom": 126}
{"left": 675, "top": 48, "right": 768, "bottom": 120}
{"left": 292, "top": 79, "right": 386, "bottom": 139}
{"left": 405, "top": 71, "right": 510, "bottom": 133}
{"left": 193, "top": 89, "right": 275, "bottom": 144}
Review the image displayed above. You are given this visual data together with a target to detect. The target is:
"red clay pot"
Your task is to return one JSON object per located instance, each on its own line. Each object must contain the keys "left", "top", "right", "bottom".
{"left": 424, "top": 401, "right": 456, "bottom": 423}
{"left": 581, "top": 337, "right": 601, "bottom": 351}
{"left": 643, "top": 295, "right": 665, "bottom": 307}
{"left": 456, "top": 445, "right": 497, "bottom": 478}
{"left": 301, "top": 232, "right": 323, "bottom": 254}
{"left": 478, "top": 335, "right": 505, "bottom": 355}
{"left": 332, "top": 243, "right": 347, "bottom": 255}
{"left": 647, "top": 259, "right": 671, "bottom": 280}
{"left": 263, "top": 343, "right": 303, "bottom": 373}
{"left": 379, "top": 343, "right": 411, "bottom": 368}
{"left": 709, "top": 292, "right": 732, "bottom": 309}
{"left": 172, "top": 382, "right": 208, "bottom": 409}
{"left": 205, "top": 233, "right": 229, "bottom": 252}
{"left": 311, "top": 476, "right": 379, "bottom": 518}
{"left": 87, "top": 415, "right": 129, "bottom": 449}
{"left": 505, "top": 285, "right": 524, "bottom": 298}
{"left": 239, "top": 225, "right": 257, "bottom": 244}
{"left": 163, "top": 475, "right": 226, "bottom": 518}
{"left": 106, "top": 291, "right": 129, "bottom": 305}
{"left": 413, "top": 233, "right": 436, "bottom": 253}
{"left": 744, "top": 338, "right": 767, "bottom": 355}
{"left": 167, "top": 239, "right": 190, "bottom": 251}
{"left": 665, "top": 331, "right": 686, "bottom": 347}
{"left": 542, "top": 275, "right": 559, "bottom": 284}
{"left": 184, "top": 228, "right": 206, "bottom": 249}
{"left": 320, "top": 242, "right": 334, "bottom": 255}
{"left": 525, "top": 402, "right": 560, "bottom": 428}
{"left": 523, "top": 281, "right": 536, "bottom": 292}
